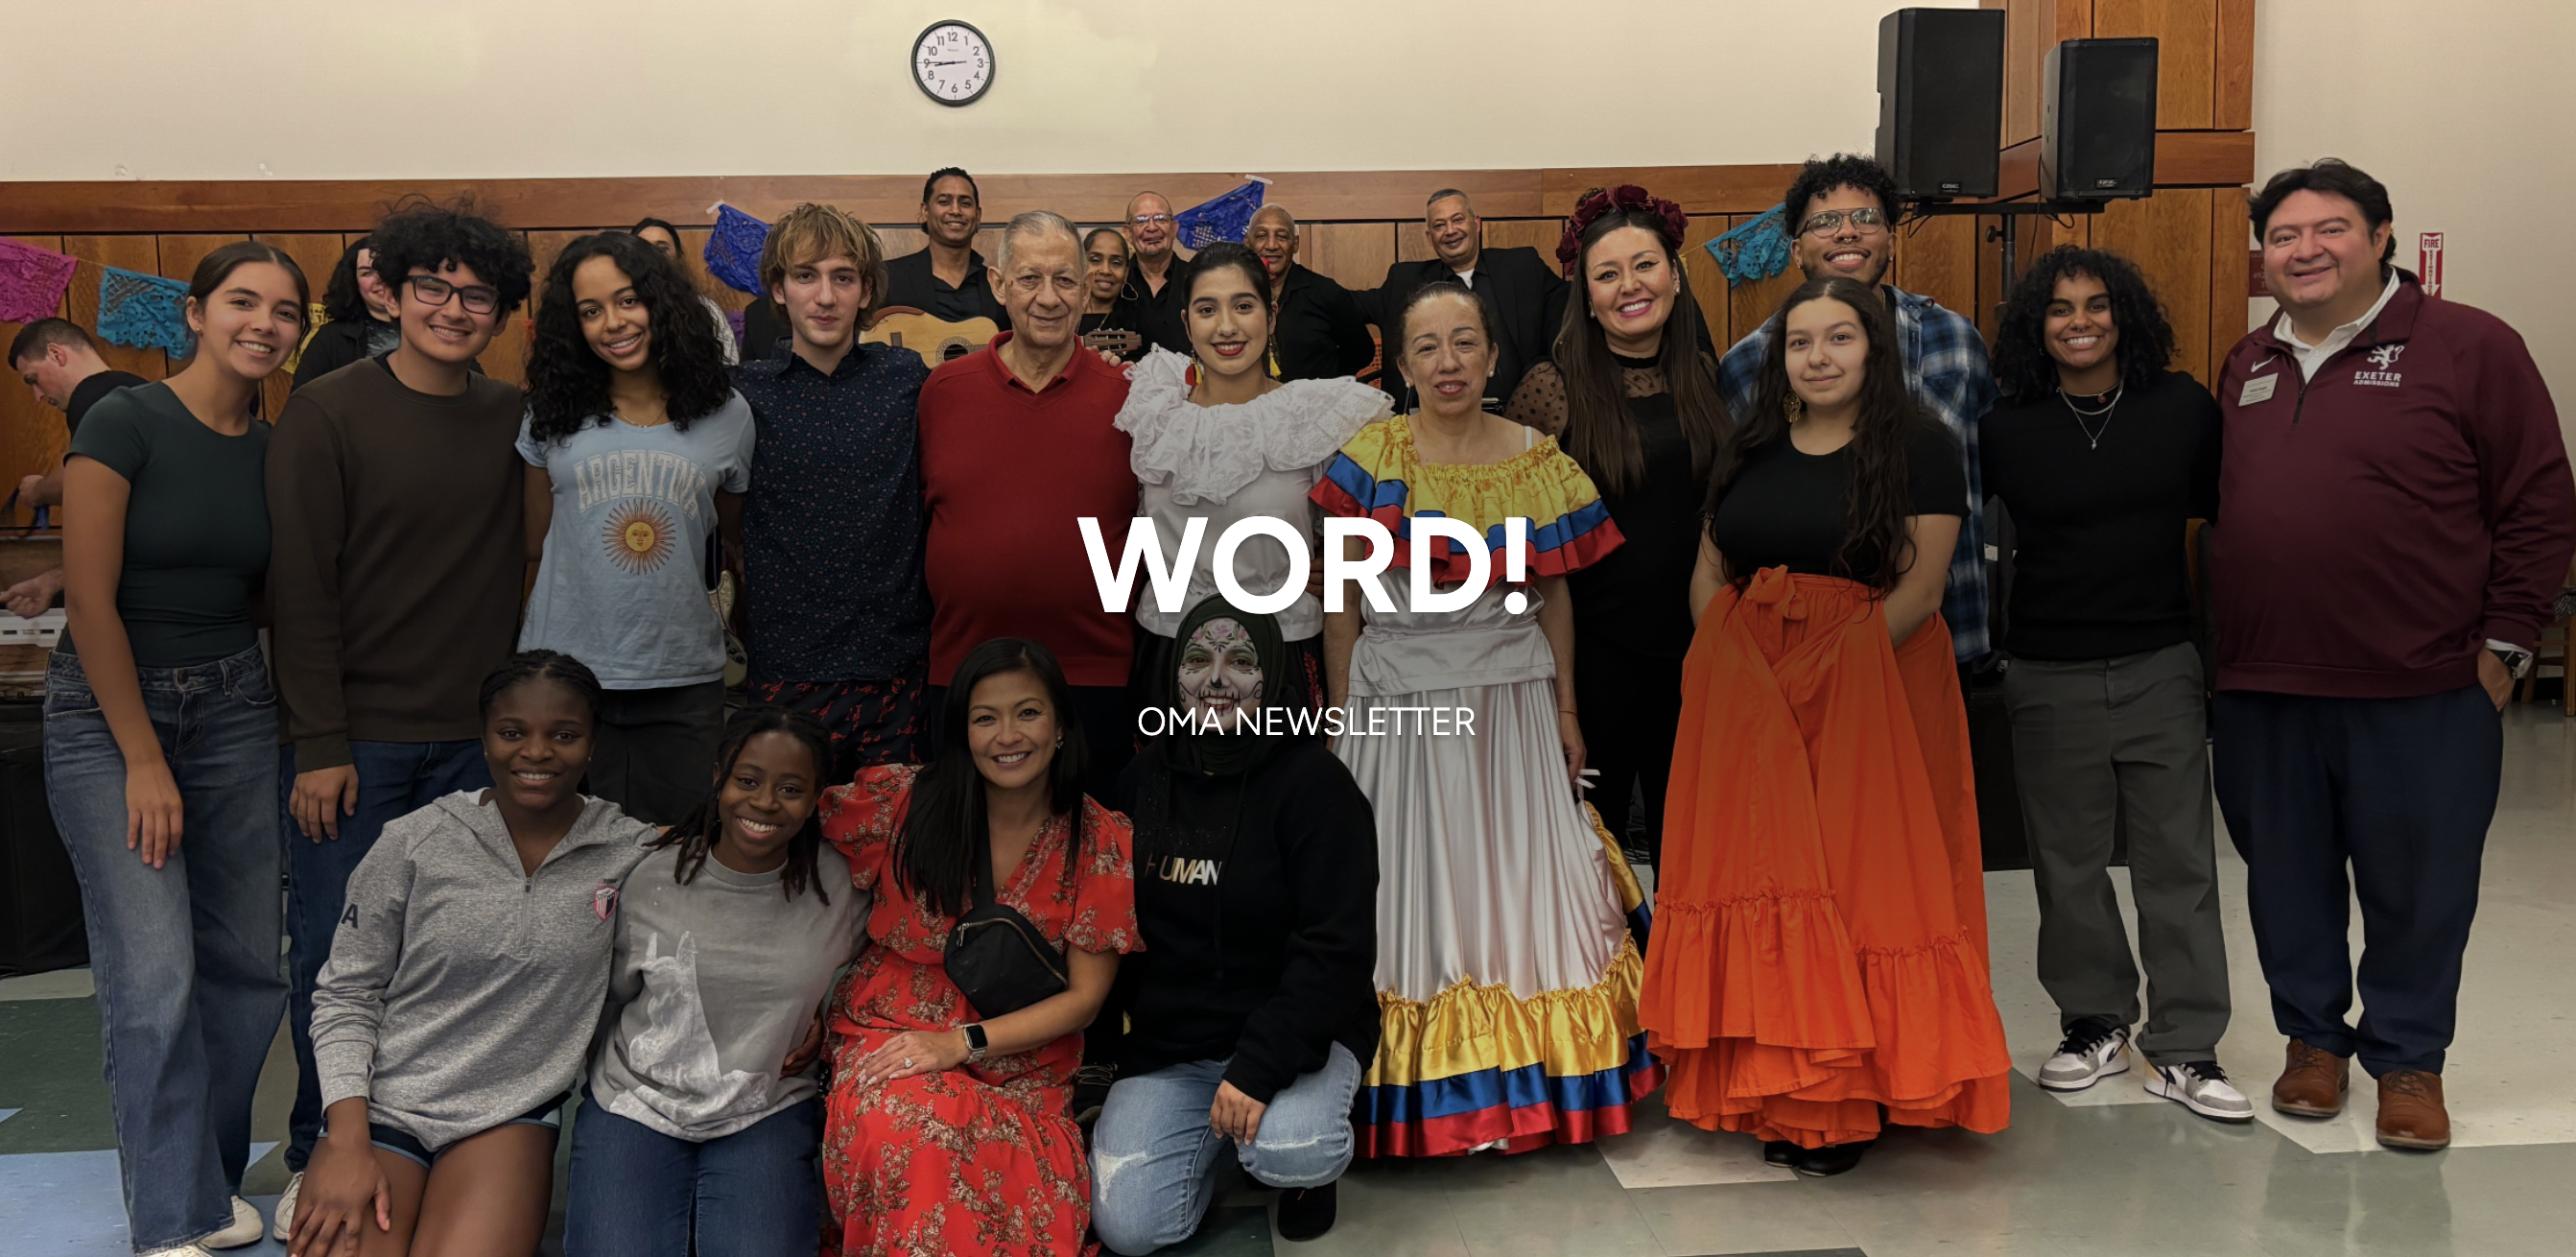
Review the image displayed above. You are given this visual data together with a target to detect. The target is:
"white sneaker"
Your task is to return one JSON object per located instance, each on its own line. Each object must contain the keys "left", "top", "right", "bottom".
{"left": 138, "top": 1244, "right": 216, "bottom": 1257}
{"left": 2148, "top": 1060, "right": 2256, "bottom": 1123}
{"left": 201, "top": 1197, "right": 264, "bottom": 1249}
{"left": 2038, "top": 1019, "right": 2131, "bottom": 1092}
{"left": 272, "top": 1171, "right": 302, "bottom": 1242}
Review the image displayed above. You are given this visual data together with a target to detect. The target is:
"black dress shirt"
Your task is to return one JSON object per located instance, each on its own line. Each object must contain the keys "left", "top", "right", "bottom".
{"left": 733, "top": 343, "right": 934, "bottom": 683}
{"left": 1123, "top": 252, "right": 1198, "bottom": 356}
{"left": 1271, "top": 265, "right": 1375, "bottom": 382}
{"left": 882, "top": 248, "right": 1010, "bottom": 328}
{"left": 1357, "top": 246, "right": 1569, "bottom": 409}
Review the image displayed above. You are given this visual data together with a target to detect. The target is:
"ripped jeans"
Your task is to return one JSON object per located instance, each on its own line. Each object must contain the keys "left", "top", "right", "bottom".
{"left": 1089, "top": 1043, "right": 1361, "bottom": 1256}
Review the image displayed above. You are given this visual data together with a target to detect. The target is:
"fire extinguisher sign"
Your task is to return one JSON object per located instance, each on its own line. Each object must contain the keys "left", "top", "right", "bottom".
{"left": 2419, "top": 232, "right": 2445, "bottom": 297}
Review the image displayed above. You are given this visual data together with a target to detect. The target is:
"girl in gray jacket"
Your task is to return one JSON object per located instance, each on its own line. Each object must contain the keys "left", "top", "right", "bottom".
{"left": 291, "top": 652, "right": 656, "bottom": 1257}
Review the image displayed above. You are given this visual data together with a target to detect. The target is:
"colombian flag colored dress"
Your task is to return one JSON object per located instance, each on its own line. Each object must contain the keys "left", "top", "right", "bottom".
{"left": 1643, "top": 568, "right": 2012, "bottom": 1148}
{"left": 1310, "top": 415, "right": 1664, "bottom": 1157}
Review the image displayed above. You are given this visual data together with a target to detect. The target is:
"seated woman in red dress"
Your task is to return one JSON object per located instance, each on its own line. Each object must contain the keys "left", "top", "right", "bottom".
{"left": 817, "top": 636, "right": 1141, "bottom": 1256}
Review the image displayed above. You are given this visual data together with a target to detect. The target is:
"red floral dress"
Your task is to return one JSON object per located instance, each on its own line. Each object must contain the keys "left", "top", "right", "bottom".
{"left": 818, "top": 765, "right": 1142, "bottom": 1257}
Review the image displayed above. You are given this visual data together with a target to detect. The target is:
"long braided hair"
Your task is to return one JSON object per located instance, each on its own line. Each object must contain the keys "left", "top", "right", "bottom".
{"left": 648, "top": 707, "right": 837, "bottom": 903}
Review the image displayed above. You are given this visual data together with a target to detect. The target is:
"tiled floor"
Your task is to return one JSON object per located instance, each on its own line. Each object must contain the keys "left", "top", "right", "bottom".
{"left": 5, "top": 705, "right": 2569, "bottom": 1256}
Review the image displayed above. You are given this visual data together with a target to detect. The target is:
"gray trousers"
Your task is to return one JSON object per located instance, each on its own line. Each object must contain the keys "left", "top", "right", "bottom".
{"left": 2004, "top": 643, "right": 2231, "bottom": 1064}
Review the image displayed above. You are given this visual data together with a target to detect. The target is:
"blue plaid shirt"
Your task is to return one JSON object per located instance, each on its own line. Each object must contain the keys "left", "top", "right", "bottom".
{"left": 1718, "top": 284, "right": 1994, "bottom": 662}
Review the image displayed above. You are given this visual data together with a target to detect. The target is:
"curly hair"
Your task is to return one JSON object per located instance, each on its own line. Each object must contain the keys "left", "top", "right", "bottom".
{"left": 1783, "top": 154, "right": 1902, "bottom": 229}
{"left": 1992, "top": 247, "right": 2175, "bottom": 401}
{"left": 320, "top": 236, "right": 375, "bottom": 324}
{"left": 526, "top": 232, "right": 733, "bottom": 443}
{"left": 1705, "top": 275, "right": 1926, "bottom": 592}
{"left": 369, "top": 195, "right": 534, "bottom": 316}
{"left": 1551, "top": 203, "right": 1730, "bottom": 498}
{"left": 649, "top": 707, "right": 836, "bottom": 905}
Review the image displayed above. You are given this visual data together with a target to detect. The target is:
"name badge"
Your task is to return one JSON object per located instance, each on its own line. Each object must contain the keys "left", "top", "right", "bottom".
{"left": 2238, "top": 374, "right": 2279, "bottom": 407}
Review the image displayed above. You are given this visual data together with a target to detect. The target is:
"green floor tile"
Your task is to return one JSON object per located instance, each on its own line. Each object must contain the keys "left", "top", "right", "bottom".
{"left": 0, "top": 996, "right": 113, "bottom": 1153}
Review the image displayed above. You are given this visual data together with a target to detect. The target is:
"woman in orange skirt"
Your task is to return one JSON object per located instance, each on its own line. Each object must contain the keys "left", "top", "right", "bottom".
{"left": 1643, "top": 275, "right": 2011, "bottom": 1176}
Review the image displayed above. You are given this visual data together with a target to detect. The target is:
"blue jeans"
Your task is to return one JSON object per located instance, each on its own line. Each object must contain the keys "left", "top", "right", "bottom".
{"left": 280, "top": 737, "right": 490, "bottom": 1171}
{"left": 44, "top": 646, "right": 285, "bottom": 1251}
{"left": 563, "top": 1090, "right": 825, "bottom": 1257}
{"left": 1090, "top": 1044, "right": 1362, "bottom": 1256}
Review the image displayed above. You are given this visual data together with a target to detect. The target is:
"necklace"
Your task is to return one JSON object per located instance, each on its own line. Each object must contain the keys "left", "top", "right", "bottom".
{"left": 2057, "top": 384, "right": 2123, "bottom": 449}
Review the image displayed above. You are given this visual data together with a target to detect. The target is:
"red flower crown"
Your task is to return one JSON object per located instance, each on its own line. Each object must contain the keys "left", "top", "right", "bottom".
{"left": 1555, "top": 185, "right": 1690, "bottom": 278}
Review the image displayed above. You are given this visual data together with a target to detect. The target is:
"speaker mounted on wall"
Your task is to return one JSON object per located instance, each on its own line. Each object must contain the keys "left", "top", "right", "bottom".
{"left": 2042, "top": 38, "right": 2160, "bottom": 202}
{"left": 1875, "top": 8, "right": 2006, "bottom": 202}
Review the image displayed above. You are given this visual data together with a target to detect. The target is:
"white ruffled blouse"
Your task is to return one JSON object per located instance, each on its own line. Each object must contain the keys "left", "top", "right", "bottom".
{"left": 1113, "top": 347, "right": 1390, "bottom": 640}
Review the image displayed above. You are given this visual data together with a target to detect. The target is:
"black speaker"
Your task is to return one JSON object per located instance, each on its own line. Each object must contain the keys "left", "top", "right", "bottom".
{"left": 1876, "top": 8, "right": 2006, "bottom": 201}
{"left": 2042, "top": 38, "right": 2160, "bottom": 201}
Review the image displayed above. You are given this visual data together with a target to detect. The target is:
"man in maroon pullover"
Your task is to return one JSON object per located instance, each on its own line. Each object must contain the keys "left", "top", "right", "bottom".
{"left": 2212, "top": 160, "right": 2575, "bottom": 1151}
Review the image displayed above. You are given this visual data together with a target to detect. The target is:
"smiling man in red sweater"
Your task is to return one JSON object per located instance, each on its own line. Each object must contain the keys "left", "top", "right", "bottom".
{"left": 2212, "top": 160, "right": 2575, "bottom": 1152}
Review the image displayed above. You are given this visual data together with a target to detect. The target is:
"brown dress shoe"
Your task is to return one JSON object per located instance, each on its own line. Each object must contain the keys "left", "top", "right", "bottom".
{"left": 2272, "top": 1039, "right": 2350, "bottom": 1117}
{"left": 2376, "top": 1070, "right": 2451, "bottom": 1150}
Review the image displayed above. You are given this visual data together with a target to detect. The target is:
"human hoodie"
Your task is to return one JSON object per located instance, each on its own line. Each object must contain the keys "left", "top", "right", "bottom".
{"left": 2212, "top": 272, "right": 2575, "bottom": 698}
{"left": 310, "top": 792, "right": 656, "bottom": 1150}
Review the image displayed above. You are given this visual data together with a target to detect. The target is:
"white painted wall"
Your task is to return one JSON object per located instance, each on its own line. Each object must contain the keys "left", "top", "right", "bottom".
{"left": 0, "top": 0, "right": 1973, "bottom": 181}
{"left": 2250, "top": 0, "right": 2576, "bottom": 442}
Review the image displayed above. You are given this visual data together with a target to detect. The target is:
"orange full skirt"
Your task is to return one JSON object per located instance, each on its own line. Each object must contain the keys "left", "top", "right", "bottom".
{"left": 1641, "top": 568, "right": 2010, "bottom": 1148}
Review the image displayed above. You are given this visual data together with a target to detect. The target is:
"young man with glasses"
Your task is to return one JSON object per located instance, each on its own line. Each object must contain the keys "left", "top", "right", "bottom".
{"left": 1121, "top": 190, "right": 1195, "bottom": 354}
{"left": 263, "top": 199, "right": 536, "bottom": 1239}
{"left": 1717, "top": 154, "right": 1996, "bottom": 666}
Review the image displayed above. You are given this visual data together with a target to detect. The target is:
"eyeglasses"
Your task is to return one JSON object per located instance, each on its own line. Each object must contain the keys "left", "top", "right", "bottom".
{"left": 1130, "top": 213, "right": 1174, "bottom": 227}
{"left": 405, "top": 274, "right": 501, "bottom": 316}
{"left": 1798, "top": 206, "right": 1888, "bottom": 238}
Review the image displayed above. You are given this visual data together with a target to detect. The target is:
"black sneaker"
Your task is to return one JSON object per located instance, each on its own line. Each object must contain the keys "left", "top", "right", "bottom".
{"left": 1276, "top": 1181, "right": 1337, "bottom": 1242}
{"left": 1072, "top": 1063, "right": 1116, "bottom": 1127}
{"left": 1789, "top": 1139, "right": 1873, "bottom": 1178}
{"left": 1763, "top": 1140, "right": 1799, "bottom": 1167}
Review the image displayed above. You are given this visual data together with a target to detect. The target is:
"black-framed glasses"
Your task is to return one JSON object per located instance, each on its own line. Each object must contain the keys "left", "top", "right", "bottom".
{"left": 1799, "top": 206, "right": 1888, "bottom": 237}
{"left": 405, "top": 273, "right": 501, "bottom": 316}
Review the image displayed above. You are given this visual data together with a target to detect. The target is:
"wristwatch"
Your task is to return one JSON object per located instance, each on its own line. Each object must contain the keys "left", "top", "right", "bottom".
{"left": 2488, "top": 641, "right": 2535, "bottom": 680}
{"left": 962, "top": 1022, "right": 990, "bottom": 1062}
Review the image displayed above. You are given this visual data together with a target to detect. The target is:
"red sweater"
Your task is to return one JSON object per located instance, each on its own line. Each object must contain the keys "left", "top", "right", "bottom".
{"left": 917, "top": 335, "right": 1137, "bottom": 687}
{"left": 2212, "top": 275, "right": 2574, "bottom": 698}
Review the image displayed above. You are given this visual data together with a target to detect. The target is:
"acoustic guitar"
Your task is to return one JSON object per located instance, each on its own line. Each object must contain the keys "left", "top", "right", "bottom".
{"left": 863, "top": 307, "right": 999, "bottom": 368}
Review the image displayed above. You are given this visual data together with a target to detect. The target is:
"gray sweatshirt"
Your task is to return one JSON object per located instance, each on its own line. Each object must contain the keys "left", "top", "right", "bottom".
{"left": 310, "top": 792, "right": 656, "bottom": 1151}
{"left": 590, "top": 844, "right": 867, "bottom": 1140}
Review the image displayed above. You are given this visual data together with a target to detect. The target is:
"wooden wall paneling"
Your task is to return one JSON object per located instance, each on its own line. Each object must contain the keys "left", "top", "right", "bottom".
{"left": 1396, "top": 224, "right": 1435, "bottom": 266}
{"left": 60, "top": 237, "right": 171, "bottom": 385}
{"left": 1678, "top": 215, "right": 1730, "bottom": 349}
{"left": 1298, "top": 223, "right": 1393, "bottom": 294}
{"left": 157, "top": 233, "right": 249, "bottom": 383}
{"left": 253, "top": 233, "right": 351, "bottom": 418}
{"left": 1995, "top": 0, "right": 2099, "bottom": 147}
{"left": 477, "top": 232, "right": 533, "bottom": 388}
{"left": 1482, "top": 220, "right": 1562, "bottom": 259}
{"left": 2092, "top": 187, "right": 2214, "bottom": 383}
{"left": 1, "top": 235, "right": 70, "bottom": 522}
{"left": 2208, "top": 185, "right": 2250, "bottom": 368}
{"left": 2092, "top": 0, "right": 2216, "bottom": 130}
{"left": 675, "top": 228, "right": 750, "bottom": 314}
{"left": 1540, "top": 166, "right": 1807, "bottom": 217}
{"left": 1724, "top": 214, "right": 1807, "bottom": 353}
{"left": 1895, "top": 214, "right": 1982, "bottom": 333}
{"left": 2214, "top": 0, "right": 2256, "bottom": 130}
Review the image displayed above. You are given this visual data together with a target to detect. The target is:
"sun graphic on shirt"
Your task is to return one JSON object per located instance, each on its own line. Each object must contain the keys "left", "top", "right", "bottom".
{"left": 602, "top": 502, "right": 676, "bottom": 574}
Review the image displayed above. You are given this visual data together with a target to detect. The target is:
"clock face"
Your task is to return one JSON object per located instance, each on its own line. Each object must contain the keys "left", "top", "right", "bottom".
{"left": 912, "top": 21, "right": 994, "bottom": 107}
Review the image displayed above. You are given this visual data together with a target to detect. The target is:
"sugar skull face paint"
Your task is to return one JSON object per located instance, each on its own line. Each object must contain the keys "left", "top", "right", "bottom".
{"left": 1177, "top": 617, "right": 1264, "bottom": 731}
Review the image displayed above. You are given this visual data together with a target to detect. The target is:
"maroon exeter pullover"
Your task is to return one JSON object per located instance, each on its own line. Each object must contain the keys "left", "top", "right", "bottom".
{"left": 2212, "top": 273, "right": 2574, "bottom": 699}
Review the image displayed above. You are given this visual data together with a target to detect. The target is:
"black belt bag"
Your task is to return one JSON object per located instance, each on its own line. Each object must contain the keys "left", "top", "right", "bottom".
{"left": 943, "top": 836, "right": 1068, "bottom": 1020}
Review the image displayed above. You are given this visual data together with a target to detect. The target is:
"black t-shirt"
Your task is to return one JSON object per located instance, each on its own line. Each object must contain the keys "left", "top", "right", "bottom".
{"left": 62, "top": 369, "right": 149, "bottom": 438}
{"left": 1710, "top": 418, "right": 1966, "bottom": 585}
{"left": 882, "top": 248, "right": 1010, "bottom": 328}
{"left": 62, "top": 383, "right": 271, "bottom": 667}
{"left": 1981, "top": 370, "right": 2220, "bottom": 660}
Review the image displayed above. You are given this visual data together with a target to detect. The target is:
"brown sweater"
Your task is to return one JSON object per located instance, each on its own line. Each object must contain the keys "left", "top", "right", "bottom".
{"left": 268, "top": 357, "right": 526, "bottom": 768}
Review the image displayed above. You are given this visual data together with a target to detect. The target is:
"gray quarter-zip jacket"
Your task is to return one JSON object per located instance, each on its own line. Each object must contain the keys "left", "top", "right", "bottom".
{"left": 310, "top": 791, "right": 656, "bottom": 1151}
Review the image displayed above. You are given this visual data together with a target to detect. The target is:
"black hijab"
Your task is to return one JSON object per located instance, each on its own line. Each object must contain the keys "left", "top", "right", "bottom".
{"left": 1166, "top": 595, "right": 1288, "bottom": 778}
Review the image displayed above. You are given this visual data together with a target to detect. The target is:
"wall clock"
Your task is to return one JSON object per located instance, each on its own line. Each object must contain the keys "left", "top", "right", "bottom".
{"left": 912, "top": 20, "right": 994, "bottom": 107}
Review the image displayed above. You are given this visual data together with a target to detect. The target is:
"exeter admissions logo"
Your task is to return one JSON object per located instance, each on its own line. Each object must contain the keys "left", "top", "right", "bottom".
{"left": 1081, "top": 514, "right": 1536, "bottom": 739}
